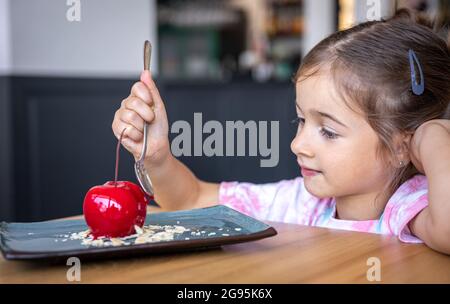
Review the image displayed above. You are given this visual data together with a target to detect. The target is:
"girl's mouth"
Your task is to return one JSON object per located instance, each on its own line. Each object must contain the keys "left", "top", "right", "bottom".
{"left": 300, "top": 166, "right": 321, "bottom": 177}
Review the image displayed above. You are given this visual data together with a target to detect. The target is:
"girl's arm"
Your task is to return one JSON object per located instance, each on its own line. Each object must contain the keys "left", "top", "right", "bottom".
{"left": 145, "top": 152, "right": 220, "bottom": 211}
{"left": 409, "top": 120, "right": 450, "bottom": 254}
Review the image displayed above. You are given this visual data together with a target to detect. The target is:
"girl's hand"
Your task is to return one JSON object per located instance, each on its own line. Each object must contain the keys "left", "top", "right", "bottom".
{"left": 112, "top": 70, "right": 170, "bottom": 166}
{"left": 409, "top": 119, "right": 450, "bottom": 174}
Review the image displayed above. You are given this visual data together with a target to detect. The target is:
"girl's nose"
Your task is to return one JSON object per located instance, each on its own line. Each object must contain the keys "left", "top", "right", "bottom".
{"left": 290, "top": 131, "right": 315, "bottom": 158}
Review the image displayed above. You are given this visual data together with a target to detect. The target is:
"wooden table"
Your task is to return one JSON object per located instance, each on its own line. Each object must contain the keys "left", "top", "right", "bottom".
{"left": 1, "top": 206, "right": 449, "bottom": 283}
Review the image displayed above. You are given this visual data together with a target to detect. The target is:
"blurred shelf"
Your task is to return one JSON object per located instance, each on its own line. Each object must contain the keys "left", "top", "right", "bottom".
{"left": 266, "top": 0, "right": 303, "bottom": 63}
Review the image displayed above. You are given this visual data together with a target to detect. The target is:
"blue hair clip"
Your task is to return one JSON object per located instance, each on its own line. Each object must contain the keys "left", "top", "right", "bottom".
{"left": 408, "top": 49, "right": 425, "bottom": 95}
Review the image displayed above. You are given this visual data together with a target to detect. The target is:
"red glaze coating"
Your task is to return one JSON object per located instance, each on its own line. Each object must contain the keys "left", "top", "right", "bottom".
{"left": 83, "top": 181, "right": 148, "bottom": 238}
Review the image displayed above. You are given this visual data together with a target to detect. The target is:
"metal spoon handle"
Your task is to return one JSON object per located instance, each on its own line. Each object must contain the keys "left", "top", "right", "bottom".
{"left": 139, "top": 40, "right": 151, "bottom": 162}
{"left": 144, "top": 40, "right": 151, "bottom": 71}
{"left": 135, "top": 40, "right": 154, "bottom": 197}
{"left": 139, "top": 122, "right": 148, "bottom": 162}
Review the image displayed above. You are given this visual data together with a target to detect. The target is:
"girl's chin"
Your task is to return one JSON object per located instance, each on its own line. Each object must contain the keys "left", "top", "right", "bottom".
{"left": 303, "top": 176, "right": 332, "bottom": 198}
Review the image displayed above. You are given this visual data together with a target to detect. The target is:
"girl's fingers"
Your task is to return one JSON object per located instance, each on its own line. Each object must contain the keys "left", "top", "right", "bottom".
{"left": 140, "top": 70, "right": 164, "bottom": 110}
{"left": 114, "top": 118, "right": 143, "bottom": 142}
{"left": 119, "top": 108, "right": 145, "bottom": 134}
{"left": 121, "top": 137, "right": 140, "bottom": 155}
{"left": 123, "top": 97, "right": 155, "bottom": 123}
{"left": 130, "top": 81, "right": 154, "bottom": 107}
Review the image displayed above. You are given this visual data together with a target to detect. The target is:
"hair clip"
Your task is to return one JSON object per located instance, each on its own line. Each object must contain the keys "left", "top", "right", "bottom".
{"left": 408, "top": 49, "right": 425, "bottom": 95}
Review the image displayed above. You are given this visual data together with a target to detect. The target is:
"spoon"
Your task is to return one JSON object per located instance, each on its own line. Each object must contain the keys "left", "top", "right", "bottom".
{"left": 134, "top": 40, "right": 154, "bottom": 199}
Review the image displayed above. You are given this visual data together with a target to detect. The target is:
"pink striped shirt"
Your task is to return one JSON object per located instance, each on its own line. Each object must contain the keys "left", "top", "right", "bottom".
{"left": 218, "top": 174, "right": 429, "bottom": 243}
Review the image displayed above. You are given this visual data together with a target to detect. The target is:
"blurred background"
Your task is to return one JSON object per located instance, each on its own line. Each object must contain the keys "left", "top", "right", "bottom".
{"left": 1, "top": 0, "right": 449, "bottom": 222}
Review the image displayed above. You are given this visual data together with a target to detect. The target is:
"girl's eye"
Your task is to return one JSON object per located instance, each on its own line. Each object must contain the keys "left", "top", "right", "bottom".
{"left": 320, "top": 128, "right": 339, "bottom": 139}
{"left": 291, "top": 117, "right": 339, "bottom": 140}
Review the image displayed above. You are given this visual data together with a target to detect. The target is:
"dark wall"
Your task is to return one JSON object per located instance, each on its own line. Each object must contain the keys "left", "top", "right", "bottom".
{"left": 163, "top": 81, "right": 298, "bottom": 182}
{"left": 1, "top": 77, "right": 298, "bottom": 222}
{"left": 0, "top": 76, "right": 13, "bottom": 221}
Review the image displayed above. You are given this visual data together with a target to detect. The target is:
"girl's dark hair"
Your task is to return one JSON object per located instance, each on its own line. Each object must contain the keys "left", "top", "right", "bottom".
{"left": 295, "top": 9, "right": 450, "bottom": 205}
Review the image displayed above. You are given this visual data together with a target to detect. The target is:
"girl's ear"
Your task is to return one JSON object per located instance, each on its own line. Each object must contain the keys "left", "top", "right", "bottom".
{"left": 391, "top": 132, "right": 414, "bottom": 168}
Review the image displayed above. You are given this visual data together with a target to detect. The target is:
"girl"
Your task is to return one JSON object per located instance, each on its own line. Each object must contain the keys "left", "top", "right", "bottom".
{"left": 112, "top": 10, "right": 450, "bottom": 255}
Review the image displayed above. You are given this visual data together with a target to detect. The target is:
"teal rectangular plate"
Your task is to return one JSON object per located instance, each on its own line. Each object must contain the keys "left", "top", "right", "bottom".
{"left": 0, "top": 205, "right": 277, "bottom": 261}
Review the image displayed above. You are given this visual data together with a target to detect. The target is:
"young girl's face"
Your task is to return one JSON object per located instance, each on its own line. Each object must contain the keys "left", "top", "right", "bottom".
{"left": 291, "top": 73, "right": 391, "bottom": 199}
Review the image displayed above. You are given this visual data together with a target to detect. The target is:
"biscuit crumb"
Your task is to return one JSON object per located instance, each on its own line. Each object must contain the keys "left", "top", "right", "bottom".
{"left": 69, "top": 224, "right": 191, "bottom": 247}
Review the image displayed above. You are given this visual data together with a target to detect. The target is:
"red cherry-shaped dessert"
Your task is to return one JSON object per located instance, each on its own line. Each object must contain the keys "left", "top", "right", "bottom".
{"left": 83, "top": 181, "right": 148, "bottom": 238}
{"left": 83, "top": 128, "right": 149, "bottom": 238}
